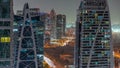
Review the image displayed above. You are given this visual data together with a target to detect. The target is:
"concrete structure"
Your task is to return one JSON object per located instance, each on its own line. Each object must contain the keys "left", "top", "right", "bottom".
{"left": 0, "top": 0, "right": 14, "bottom": 68}
{"left": 75, "top": 0, "right": 114, "bottom": 68}
{"left": 14, "top": 3, "right": 44, "bottom": 68}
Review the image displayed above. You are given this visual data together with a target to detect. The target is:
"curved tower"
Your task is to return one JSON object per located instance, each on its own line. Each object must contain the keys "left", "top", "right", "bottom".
{"left": 75, "top": 0, "right": 114, "bottom": 68}
{"left": 16, "top": 3, "right": 44, "bottom": 68}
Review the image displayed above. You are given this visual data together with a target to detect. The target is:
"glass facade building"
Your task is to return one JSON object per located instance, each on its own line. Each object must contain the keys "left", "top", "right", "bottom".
{"left": 0, "top": 0, "right": 13, "bottom": 68}
{"left": 75, "top": 0, "right": 114, "bottom": 68}
{"left": 56, "top": 14, "right": 66, "bottom": 39}
{"left": 14, "top": 3, "right": 44, "bottom": 68}
{"left": 50, "top": 9, "right": 57, "bottom": 40}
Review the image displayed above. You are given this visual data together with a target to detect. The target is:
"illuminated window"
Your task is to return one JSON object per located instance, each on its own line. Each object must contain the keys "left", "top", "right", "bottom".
{"left": 102, "top": 51, "right": 105, "bottom": 56}
{"left": 105, "top": 34, "right": 110, "bottom": 38}
{"left": 86, "top": 10, "right": 88, "bottom": 13}
{"left": 0, "top": 37, "right": 10, "bottom": 43}
{"left": 98, "top": 16, "right": 103, "bottom": 20}
{"left": 101, "top": 40, "right": 108, "bottom": 43}
{"left": 95, "top": 13, "right": 98, "bottom": 18}
{"left": 95, "top": 62, "right": 98, "bottom": 65}
{"left": 105, "top": 21, "right": 109, "bottom": 24}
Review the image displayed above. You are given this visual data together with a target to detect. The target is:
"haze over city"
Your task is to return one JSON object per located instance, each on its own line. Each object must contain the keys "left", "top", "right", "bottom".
{"left": 13, "top": 0, "right": 120, "bottom": 24}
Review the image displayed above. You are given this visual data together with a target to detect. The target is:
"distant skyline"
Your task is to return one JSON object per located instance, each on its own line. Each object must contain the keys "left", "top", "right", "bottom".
{"left": 13, "top": 0, "right": 120, "bottom": 24}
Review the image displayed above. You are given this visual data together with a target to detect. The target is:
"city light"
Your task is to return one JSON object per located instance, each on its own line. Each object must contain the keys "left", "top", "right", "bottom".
{"left": 112, "top": 24, "right": 120, "bottom": 32}
{"left": 44, "top": 56, "right": 56, "bottom": 68}
{"left": 112, "top": 28, "right": 120, "bottom": 33}
{"left": 114, "top": 51, "right": 120, "bottom": 59}
{"left": 0, "top": 37, "right": 10, "bottom": 43}
{"left": 0, "top": 0, "right": 119, "bottom": 68}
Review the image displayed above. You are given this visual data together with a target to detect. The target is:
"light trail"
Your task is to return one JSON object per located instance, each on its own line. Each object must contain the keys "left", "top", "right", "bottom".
{"left": 44, "top": 56, "right": 56, "bottom": 68}
{"left": 61, "top": 37, "right": 74, "bottom": 46}
{"left": 114, "top": 52, "right": 120, "bottom": 59}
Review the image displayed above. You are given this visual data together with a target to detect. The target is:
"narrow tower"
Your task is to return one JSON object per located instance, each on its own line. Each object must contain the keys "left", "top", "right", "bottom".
{"left": 16, "top": 3, "right": 44, "bottom": 68}
{"left": 50, "top": 9, "right": 57, "bottom": 40}
{"left": 0, "top": 0, "right": 14, "bottom": 68}
{"left": 56, "top": 14, "right": 66, "bottom": 39}
{"left": 75, "top": 0, "right": 114, "bottom": 68}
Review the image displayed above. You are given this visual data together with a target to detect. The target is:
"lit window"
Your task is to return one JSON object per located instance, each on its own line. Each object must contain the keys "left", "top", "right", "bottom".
{"left": 105, "top": 34, "right": 110, "bottom": 38}
{"left": 86, "top": 10, "right": 88, "bottom": 13}
{"left": 95, "top": 62, "right": 98, "bottom": 65}
{"left": 105, "top": 21, "right": 109, "bottom": 24}
{"left": 101, "top": 40, "right": 108, "bottom": 43}
{"left": 0, "top": 37, "right": 10, "bottom": 42}
{"left": 95, "top": 13, "right": 98, "bottom": 18}
{"left": 98, "top": 16, "right": 103, "bottom": 20}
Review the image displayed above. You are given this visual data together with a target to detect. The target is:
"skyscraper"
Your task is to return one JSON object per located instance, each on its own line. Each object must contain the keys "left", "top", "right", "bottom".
{"left": 0, "top": 0, "right": 14, "bottom": 68}
{"left": 43, "top": 13, "right": 51, "bottom": 44}
{"left": 50, "top": 9, "right": 57, "bottom": 40}
{"left": 75, "top": 0, "right": 114, "bottom": 68}
{"left": 56, "top": 14, "right": 66, "bottom": 39}
{"left": 15, "top": 3, "right": 44, "bottom": 68}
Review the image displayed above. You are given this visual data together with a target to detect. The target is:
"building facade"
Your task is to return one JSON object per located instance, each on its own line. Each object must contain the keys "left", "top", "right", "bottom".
{"left": 56, "top": 14, "right": 66, "bottom": 39}
{"left": 40, "top": 13, "right": 51, "bottom": 45}
{"left": 0, "top": 0, "right": 14, "bottom": 68}
{"left": 75, "top": 0, "right": 114, "bottom": 68}
{"left": 14, "top": 3, "right": 44, "bottom": 68}
{"left": 50, "top": 9, "right": 57, "bottom": 40}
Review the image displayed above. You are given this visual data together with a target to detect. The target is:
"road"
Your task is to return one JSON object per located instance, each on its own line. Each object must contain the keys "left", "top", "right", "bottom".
{"left": 44, "top": 45, "right": 74, "bottom": 68}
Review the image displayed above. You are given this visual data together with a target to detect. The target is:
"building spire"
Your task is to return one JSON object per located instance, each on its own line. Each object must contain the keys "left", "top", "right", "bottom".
{"left": 23, "top": 3, "right": 29, "bottom": 15}
{"left": 50, "top": 8, "right": 56, "bottom": 16}
{"left": 24, "top": 3, "right": 29, "bottom": 9}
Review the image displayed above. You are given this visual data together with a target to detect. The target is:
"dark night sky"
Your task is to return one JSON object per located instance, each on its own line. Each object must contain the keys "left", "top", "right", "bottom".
{"left": 13, "top": 0, "right": 120, "bottom": 25}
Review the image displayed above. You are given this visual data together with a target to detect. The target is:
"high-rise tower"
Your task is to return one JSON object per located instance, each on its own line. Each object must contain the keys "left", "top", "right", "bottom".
{"left": 50, "top": 9, "right": 57, "bottom": 40}
{"left": 75, "top": 0, "right": 114, "bottom": 68}
{"left": 0, "top": 0, "right": 13, "bottom": 68}
{"left": 16, "top": 3, "right": 44, "bottom": 68}
{"left": 56, "top": 14, "right": 66, "bottom": 39}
